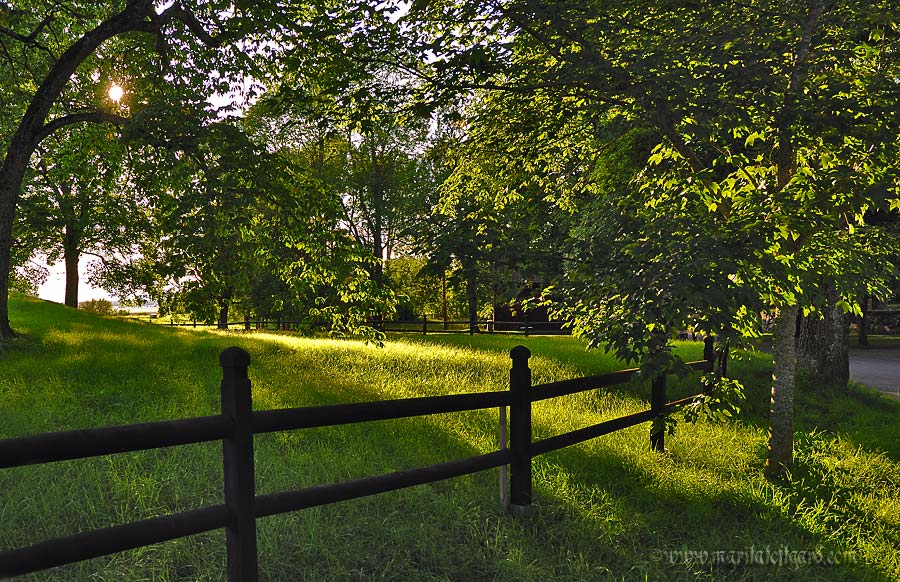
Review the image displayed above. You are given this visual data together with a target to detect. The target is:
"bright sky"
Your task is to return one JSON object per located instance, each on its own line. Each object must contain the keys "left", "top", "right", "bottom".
{"left": 37, "top": 260, "right": 114, "bottom": 304}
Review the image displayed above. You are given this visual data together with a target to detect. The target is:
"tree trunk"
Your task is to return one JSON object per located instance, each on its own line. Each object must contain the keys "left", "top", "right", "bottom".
{"left": 0, "top": 174, "right": 18, "bottom": 337}
{"left": 441, "top": 270, "right": 448, "bottom": 330}
{"left": 766, "top": 304, "right": 799, "bottom": 480}
{"left": 218, "top": 301, "right": 230, "bottom": 330}
{"left": 797, "top": 286, "right": 850, "bottom": 389}
{"left": 63, "top": 226, "right": 80, "bottom": 308}
{"left": 463, "top": 260, "right": 478, "bottom": 334}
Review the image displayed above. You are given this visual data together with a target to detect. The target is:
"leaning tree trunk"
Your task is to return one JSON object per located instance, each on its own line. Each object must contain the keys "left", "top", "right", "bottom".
{"left": 0, "top": 180, "right": 15, "bottom": 337}
{"left": 797, "top": 286, "right": 850, "bottom": 389}
{"left": 766, "top": 304, "right": 799, "bottom": 480}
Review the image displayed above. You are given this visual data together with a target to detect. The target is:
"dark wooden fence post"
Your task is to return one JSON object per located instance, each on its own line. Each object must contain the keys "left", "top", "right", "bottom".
{"left": 219, "top": 347, "right": 259, "bottom": 582}
{"left": 244, "top": 313, "right": 250, "bottom": 331}
{"left": 650, "top": 374, "right": 666, "bottom": 452}
{"left": 523, "top": 312, "right": 529, "bottom": 337}
{"left": 498, "top": 402, "right": 509, "bottom": 511}
{"left": 509, "top": 346, "right": 532, "bottom": 512}
{"left": 422, "top": 313, "right": 427, "bottom": 336}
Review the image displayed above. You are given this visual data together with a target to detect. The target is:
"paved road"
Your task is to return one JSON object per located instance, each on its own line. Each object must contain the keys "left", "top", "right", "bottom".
{"left": 850, "top": 349, "right": 900, "bottom": 398}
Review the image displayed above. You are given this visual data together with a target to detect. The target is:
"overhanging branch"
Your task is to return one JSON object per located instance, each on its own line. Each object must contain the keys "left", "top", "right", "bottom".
{"left": 35, "top": 111, "right": 128, "bottom": 143}
{"left": 146, "top": 3, "right": 234, "bottom": 48}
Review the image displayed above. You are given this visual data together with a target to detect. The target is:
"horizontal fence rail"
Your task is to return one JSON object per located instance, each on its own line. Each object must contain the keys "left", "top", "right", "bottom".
{"left": 253, "top": 390, "right": 511, "bottom": 434}
{"left": 0, "top": 337, "right": 725, "bottom": 580}
{"left": 0, "top": 415, "right": 230, "bottom": 469}
{"left": 255, "top": 449, "right": 515, "bottom": 518}
{"left": 0, "top": 505, "right": 230, "bottom": 579}
{"left": 532, "top": 409, "right": 658, "bottom": 456}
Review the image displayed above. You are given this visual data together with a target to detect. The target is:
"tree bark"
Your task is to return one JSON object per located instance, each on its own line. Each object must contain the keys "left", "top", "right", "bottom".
{"left": 218, "top": 301, "right": 228, "bottom": 329}
{"left": 441, "top": 270, "right": 448, "bottom": 330}
{"left": 462, "top": 259, "right": 479, "bottom": 334}
{"left": 797, "top": 286, "right": 850, "bottom": 389}
{"left": 63, "top": 226, "right": 80, "bottom": 308}
{"left": 766, "top": 304, "right": 799, "bottom": 480}
{"left": 0, "top": 173, "right": 21, "bottom": 337}
{"left": 218, "top": 300, "right": 230, "bottom": 330}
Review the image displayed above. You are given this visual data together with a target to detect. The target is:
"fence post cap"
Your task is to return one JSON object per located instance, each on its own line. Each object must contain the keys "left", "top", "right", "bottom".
{"left": 510, "top": 345, "right": 531, "bottom": 362}
{"left": 220, "top": 346, "right": 251, "bottom": 368}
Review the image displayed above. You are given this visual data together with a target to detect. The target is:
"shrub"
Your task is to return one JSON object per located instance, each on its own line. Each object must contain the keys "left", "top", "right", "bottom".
{"left": 79, "top": 298, "right": 115, "bottom": 315}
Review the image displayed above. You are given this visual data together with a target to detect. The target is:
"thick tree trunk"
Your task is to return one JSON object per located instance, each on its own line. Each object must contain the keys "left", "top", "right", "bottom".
{"left": 0, "top": 187, "right": 13, "bottom": 337}
{"left": 766, "top": 304, "right": 799, "bottom": 480}
{"left": 63, "top": 227, "right": 80, "bottom": 308}
{"left": 0, "top": 152, "right": 30, "bottom": 338}
{"left": 218, "top": 301, "right": 230, "bottom": 330}
{"left": 797, "top": 286, "right": 849, "bottom": 389}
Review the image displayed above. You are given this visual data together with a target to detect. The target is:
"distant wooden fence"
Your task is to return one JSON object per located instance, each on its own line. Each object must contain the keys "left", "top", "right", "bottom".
{"left": 0, "top": 339, "right": 725, "bottom": 580}
{"left": 147, "top": 313, "right": 569, "bottom": 336}
{"left": 378, "top": 316, "right": 569, "bottom": 336}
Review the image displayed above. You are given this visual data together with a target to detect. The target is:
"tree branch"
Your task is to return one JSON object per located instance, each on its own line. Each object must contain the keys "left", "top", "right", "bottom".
{"left": 36, "top": 155, "right": 70, "bottom": 203}
{"left": 147, "top": 3, "right": 234, "bottom": 48}
{"left": 0, "top": 24, "right": 53, "bottom": 55}
{"left": 774, "top": 0, "right": 829, "bottom": 190}
{"left": 35, "top": 111, "right": 127, "bottom": 143}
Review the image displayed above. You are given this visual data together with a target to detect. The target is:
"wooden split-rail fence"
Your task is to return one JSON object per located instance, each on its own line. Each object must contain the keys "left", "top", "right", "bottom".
{"left": 0, "top": 339, "right": 725, "bottom": 580}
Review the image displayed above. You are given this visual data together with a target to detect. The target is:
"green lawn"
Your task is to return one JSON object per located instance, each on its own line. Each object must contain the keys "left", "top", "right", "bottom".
{"left": 1, "top": 293, "right": 898, "bottom": 581}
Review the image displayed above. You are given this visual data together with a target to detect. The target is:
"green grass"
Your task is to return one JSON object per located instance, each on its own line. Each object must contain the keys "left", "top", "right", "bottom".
{"left": 2, "top": 293, "right": 899, "bottom": 581}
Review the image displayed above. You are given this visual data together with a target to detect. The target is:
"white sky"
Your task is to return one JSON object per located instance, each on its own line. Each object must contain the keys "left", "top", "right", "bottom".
{"left": 37, "top": 260, "right": 114, "bottom": 303}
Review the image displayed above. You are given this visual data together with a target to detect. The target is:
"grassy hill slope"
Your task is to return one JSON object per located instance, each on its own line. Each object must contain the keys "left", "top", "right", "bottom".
{"left": 1, "top": 293, "right": 898, "bottom": 581}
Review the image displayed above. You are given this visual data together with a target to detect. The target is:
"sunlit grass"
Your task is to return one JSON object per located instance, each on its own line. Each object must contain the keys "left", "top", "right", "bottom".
{"left": 1, "top": 293, "right": 898, "bottom": 580}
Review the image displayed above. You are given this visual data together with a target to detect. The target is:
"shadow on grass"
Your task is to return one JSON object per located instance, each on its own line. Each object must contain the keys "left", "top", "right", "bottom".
{"left": 250, "top": 372, "right": 892, "bottom": 581}
{"left": 5, "top": 297, "right": 896, "bottom": 580}
{"left": 525, "top": 436, "right": 891, "bottom": 581}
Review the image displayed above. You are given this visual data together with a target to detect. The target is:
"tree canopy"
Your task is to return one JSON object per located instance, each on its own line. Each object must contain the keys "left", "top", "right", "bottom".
{"left": 395, "top": 0, "right": 900, "bottom": 476}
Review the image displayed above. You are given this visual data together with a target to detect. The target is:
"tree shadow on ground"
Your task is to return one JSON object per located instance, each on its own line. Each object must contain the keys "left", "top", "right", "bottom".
{"left": 4, "top": 298, "right": 895, "bottom": 580}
